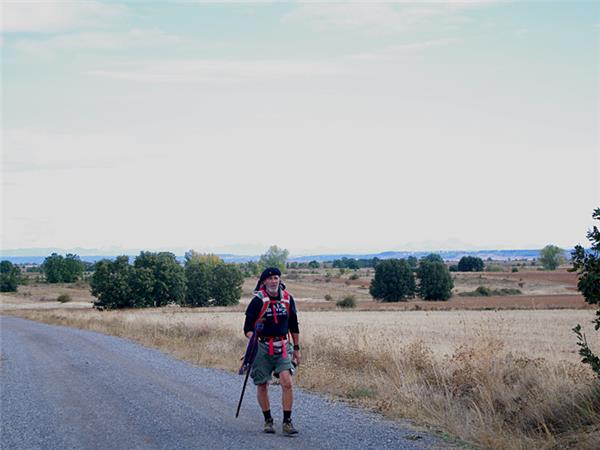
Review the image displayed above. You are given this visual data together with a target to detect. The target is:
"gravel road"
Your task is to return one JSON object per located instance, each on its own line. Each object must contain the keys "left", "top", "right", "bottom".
{"left": 1, "top": 316, "right": 450, "bottom": 450}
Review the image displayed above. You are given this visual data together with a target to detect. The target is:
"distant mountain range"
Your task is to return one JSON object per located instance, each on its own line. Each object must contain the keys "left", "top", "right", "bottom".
{"left": 0, "top": 248, "right": 573, "bottom": 265}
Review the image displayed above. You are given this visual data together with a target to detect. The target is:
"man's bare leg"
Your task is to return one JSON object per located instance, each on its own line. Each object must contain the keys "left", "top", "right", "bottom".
{"left": 257, "top": 383, "right": 270, "bottom": 411}
{"left": 279, "top": 370, "right": 293, "bottom": 410}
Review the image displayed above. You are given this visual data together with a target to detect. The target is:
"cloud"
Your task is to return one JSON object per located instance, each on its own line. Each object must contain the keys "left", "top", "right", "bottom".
{"left": 12, "top": 28, "right": 184, "bottom": 57}
{"left": 284, "top": 1, "right": 499, "bottom": 32}
{"left": 1, "top": 1, "right": 126, "bottom": 33}
{"left": 88, "top": 58, "right": 340, "bottom": 84}
{"left": 349, "top": 37, "right": 462, "bottom": 60}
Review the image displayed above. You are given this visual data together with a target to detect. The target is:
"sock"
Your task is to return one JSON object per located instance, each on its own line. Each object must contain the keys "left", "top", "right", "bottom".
{"left": 283, "top": 410, "right": 292, "bottom": 423}
{"left": 263, "top": 410, "right": 272, "bottom": 421}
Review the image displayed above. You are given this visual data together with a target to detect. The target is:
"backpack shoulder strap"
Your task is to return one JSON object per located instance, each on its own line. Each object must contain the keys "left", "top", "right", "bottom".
{"left": 281, "top": 289, "right": 291, "bottom": 316}
{"left": 254, "top": 290, "right": 271, "bottom": 326}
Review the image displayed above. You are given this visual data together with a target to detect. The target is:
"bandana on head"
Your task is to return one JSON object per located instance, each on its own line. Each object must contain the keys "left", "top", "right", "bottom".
{"left": 255, "top": 267, "right": 282, "bottom": 291}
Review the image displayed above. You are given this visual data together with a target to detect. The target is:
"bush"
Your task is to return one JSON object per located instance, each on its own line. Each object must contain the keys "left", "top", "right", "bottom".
{"left": 336, "top": 295, "right": 356, "bottom": 308}
{"left": 349, "top": 273, "right": 359, "bottom": 280}
{"left": 476, "top": 286, "right": 491, "bottom": 296}
{"left": 458, "top": 286, "right": 522, "bottom": 297}
{"left": 369, "top": 259, "right": 415, "bottom": 302}
{"left": 417, "top": 261, "right": 453, "bottom": 301}
{"left": 512, "top": 267, "right": 519, "bottom": 273}
{"left": 324, "top": 294, "right": 333, "bottom": 301}
{"left": 485, "top": 264, "right": 504, "bottom": 272}
{"left": 56, "top": 293, "right": 72, "bottom": 303}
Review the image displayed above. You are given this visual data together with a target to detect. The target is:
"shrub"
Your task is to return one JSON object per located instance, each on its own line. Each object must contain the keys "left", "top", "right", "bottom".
{"left": 459, "top": 286, "right": 522, "bottom": 297}
{"left": 485, "top": 264, "right": 504, "bottom": 272}
{"left": 324, "top": 294, "right": 333, "bottom": 301}
{"left": 349, "top": 273, "right": 359, "bottom": 280}
{"left": 56, "top": 293, "right": 72, "bottom": 303}
{"left": 512, "top": 267, "right": 519, "bottom": 272}
{"left": 336, "top": 295, "right": 356, "bottom": 308}
{"left": 476, "top": 286, "right": 491, "bottom": 296}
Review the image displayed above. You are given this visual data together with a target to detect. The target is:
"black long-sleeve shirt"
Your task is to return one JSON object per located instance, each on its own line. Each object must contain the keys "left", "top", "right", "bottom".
{"left": 243, "top": 292, "right": 299, "bottom": 337}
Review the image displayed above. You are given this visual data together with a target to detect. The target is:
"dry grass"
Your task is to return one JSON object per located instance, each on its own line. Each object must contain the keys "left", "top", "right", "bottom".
{"left": 4, "top": 306, "right": 599, "bottom": 449}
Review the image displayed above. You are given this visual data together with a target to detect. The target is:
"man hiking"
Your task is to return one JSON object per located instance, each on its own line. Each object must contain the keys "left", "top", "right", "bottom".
{"left": 243, "top": 267, "right": 301, "bottom": 435}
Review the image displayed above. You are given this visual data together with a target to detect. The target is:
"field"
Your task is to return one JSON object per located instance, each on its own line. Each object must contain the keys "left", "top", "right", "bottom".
{"left": 1, "top": 266, "right": 599, "bottom": 449}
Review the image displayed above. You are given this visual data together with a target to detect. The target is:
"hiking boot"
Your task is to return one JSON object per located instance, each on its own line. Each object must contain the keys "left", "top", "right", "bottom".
{"left": 263, "top": 418, "right": 275, "bottom": 434}
{"left": 282, "top": 420, "right": 298, "bottom": 436}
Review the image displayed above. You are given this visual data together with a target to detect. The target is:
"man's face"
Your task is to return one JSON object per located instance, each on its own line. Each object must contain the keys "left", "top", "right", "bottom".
{"left": 264, "top": 275, "right": 280, "bottom": 292}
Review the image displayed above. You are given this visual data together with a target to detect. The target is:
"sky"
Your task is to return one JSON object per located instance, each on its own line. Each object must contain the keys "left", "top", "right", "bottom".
{"left": 1, "top": 1, "right": 599, "bottom": 256}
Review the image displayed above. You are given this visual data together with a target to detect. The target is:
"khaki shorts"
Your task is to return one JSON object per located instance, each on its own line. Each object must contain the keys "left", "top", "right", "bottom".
{"left": 251, "top": 341, "right": 294, "bottom": 385}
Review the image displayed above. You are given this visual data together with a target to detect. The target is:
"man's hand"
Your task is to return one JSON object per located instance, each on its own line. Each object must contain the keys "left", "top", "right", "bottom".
{"left": 246, "top": 331, "right": 253, "bottom": 339}
{"left": 292, "top": 350, "right": 301, "bottom": 366}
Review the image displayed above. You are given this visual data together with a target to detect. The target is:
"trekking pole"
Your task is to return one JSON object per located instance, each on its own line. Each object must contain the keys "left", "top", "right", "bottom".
{"left": 235, "top": 322, "right": 263, "bottom": 418}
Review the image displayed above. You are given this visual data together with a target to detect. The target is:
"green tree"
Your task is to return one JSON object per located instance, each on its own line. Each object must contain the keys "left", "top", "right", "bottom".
{"left": 183, "top": 258, "right": 214, "bottom": 307}
{"left": 457, "top": 256, "right": 484, "bottom": 272}
{"left": 42, "top": 253, "right": 84, "bottom": 283}
{"left": 63, "top": 253, "right": 85, "bottom": 282}
{"left": 539, "top": 244, "right": 565, "bottom": 270}
{"left": 308, "top": 260, "right": 320, "bottom": 269}
{"left": 42, "top": 253, "right": 65, "bottom": 283}
{"left": 0, "top": 260, "right": 21, "bottom": 292}
{"left": 369, "top": 259, "right": 415, "bottom": 302}
{"left": 133, "top": 252, "right": 186, "bottom": 306}
{"left": 182, "top": 253, "right": 244, "bottom": 307}
{"left": 211, "top": 263, "right": 244, "bottom": 306}
{"left": 571, "top": 207, "right": 600, "bottom": 377}
{"left": 421, "top": 253, "right": 444, "bottom": 264}
{"left": 259, "top": 245, "right": 289, "bottom": 272}
{"left": 90, "top": 256, "right": 134, "bottom": 309}
{"left": 417, "top": 260, "right": 453, "bottom": 301}
{"left": 406, "top": 256, "right": 418, "bottom": 271}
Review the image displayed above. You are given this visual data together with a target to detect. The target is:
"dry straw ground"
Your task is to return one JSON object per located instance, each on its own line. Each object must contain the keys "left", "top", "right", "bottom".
{"left": 2, "top": 267, "right": 599, "bottom": 449}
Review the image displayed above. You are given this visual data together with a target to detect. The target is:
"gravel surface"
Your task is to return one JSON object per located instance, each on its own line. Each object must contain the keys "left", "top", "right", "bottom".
{"left": 1, "top": 316, "right": 451, "bottom": 450}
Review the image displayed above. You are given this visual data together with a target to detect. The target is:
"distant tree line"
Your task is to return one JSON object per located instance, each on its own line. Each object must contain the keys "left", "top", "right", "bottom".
{"left": 90, "top": 251, "right": 244, "bottom": 310}
{"left": 332, "top": 257, "right": 381, "bottom": 269}
{"left": 287, "top": 260, "right": 320, "bottom": 270}
{"left": 369, "top": 254, "right": 453, "bottom": 301}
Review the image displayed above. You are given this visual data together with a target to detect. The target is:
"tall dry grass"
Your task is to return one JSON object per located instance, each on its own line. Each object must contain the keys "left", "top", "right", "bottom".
{"left": 5, "top": 308, "right": 599, "bottom": 449}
